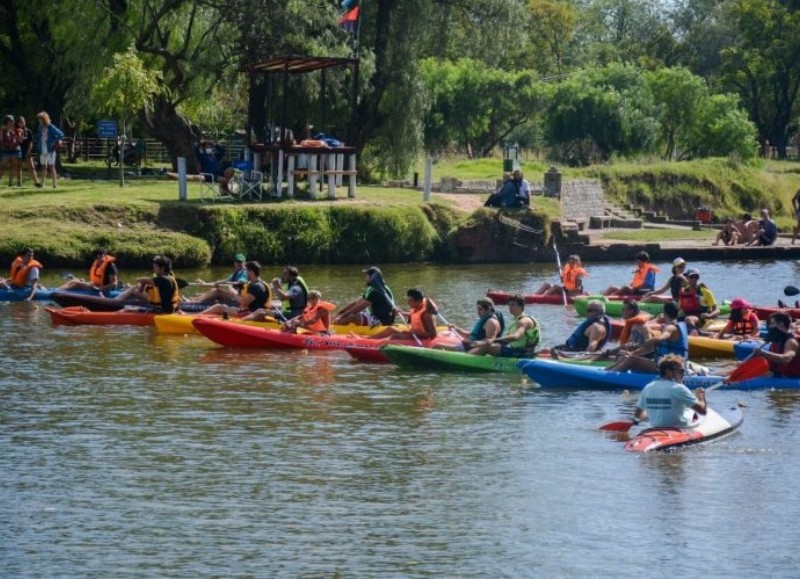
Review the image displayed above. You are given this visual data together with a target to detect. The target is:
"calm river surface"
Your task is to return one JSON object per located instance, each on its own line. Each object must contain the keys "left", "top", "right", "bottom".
{"left": 3, "top": 259, "right": 800, "bottom": 576}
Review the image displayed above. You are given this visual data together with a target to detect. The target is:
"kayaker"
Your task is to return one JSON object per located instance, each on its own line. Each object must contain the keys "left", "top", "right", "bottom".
{"left": 281, "top": 290, "right": 336, "bottom": 334}
{"left": 468, "top": 294, "right": 539, "bottom": 357}
{"left": 640, "top": 257, "right": 687, "bottom": 304}
{"left": 754, "top": 312, "right": 800, "bottom": 377}
{"left": 448, "top": 297, "right": 505, "bottom": 349}
{"left": 677, "top": 268, "right": 720, "bottom": 334}
{"left": 553, "top": 299, "right": 611, "bottom": 355}
{"left": 270, "top": 265, "right": 309, "bottom": 319}
{"left": 604, "top": 302, "right": 688, "bottom": 373}
{"left": 2, "top": 247, "right": 44, "bottom": 301}
{"left": 600, "top": 251, "right": 660, "bottom": 295}
{"left": 57, "top": 248, "right": 120, "bottom": 293}
{"left": 333, "top": 266, "right": 396, "bottom": 327}
{"left": 602, "top": 299, "right": 652, "bottom": 358}
{"left": 714, "top": 297, "right": 760, "bottom": 340}
{"left": 116, "top": 255, "right": 180, "bottom": 313}
{"left": 533, "top": 254, "right": 588, "bottom": 297}
{"left": 365, "top": 288, "right": 438, "bottom": 340}
{"left": 199, "top": 261, "right": 270, "bottom": 318}
{"left": 631, "top": 354, "right": 707, "bottom": 428}
{"left": 185, "top": 253, "right": 249, "bottom": 304}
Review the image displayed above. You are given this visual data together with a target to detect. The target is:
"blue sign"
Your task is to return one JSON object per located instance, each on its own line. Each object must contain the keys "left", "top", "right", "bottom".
{"left": 97, "top": 120, "right": 118, "bottom": 139}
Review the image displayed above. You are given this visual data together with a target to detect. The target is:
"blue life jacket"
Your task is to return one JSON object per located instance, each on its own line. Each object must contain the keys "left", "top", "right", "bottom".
{"left": 566, "top": 316, "right": 611, "bottom": 350}
{"left": 654, "top": 321, "right": 689, "bottom": 361}
{"left": 469, "top": 311, "right": 505, "bottom": 341}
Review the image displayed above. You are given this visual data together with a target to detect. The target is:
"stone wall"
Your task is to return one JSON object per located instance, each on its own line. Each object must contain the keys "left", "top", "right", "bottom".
{"left": 561, "top": 180, "right": 605, "bottom": 222}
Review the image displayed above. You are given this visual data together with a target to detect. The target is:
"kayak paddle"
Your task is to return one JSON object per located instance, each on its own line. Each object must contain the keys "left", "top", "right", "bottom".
{"left": 552, "top": 237, "right": 568, "bottom": 306}
{"left": 599, "top": 355, "right": 770, "bottom": 432}
{"left": 784, "top": 285, "right": 800, "bottom": 297}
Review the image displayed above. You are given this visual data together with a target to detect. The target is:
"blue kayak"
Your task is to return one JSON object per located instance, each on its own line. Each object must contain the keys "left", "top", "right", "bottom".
{"left": 518, "top": 358, "right": 800, "bottom": 390}
{"left": 0, "top": 287, "right": 122, "bottom": 302}
{"left": 734, "top": 340, "right": 765, "bottom": 361}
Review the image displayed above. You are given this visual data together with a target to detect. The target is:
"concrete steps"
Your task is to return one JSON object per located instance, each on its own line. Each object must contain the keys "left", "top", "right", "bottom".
{"left": 603, "top": 202, "right": 643, "bottom": 229}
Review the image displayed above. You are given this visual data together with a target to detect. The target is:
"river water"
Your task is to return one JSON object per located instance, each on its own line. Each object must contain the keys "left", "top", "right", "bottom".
{"left": 2, "top": 259, "right": 800, "bottom": 576}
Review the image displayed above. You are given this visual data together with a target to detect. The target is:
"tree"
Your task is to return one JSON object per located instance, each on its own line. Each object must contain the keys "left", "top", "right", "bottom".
{"left": 721, "top": 0, "right": 800, "bottom": 158}
{"left": 646, "top": 67, "right": 708, "bottom": 159}
{"left": 92, "top": 47, "right": 162, "bottom": 186}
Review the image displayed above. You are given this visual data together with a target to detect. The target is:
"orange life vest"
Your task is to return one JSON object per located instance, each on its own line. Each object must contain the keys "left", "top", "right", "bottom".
{"left": 630, "top": 263, "right": 660, "bottom": 290}
{"left": 409, "top": 298, "right": 434, "bottom": 336}
{"left": 89, "top": 255, "right": 116, "bottom": 286}
{"left": 562, "top": 263, "right": 588, "bottom": 292}
{"left": 619, "top": 313, "right": 651, "bottom": 347}
{"left": 11, "top": 258, "right": 43, "bottom": 287}
{"left": 8, "top": 256, "right": 22, "bottom": 280}
{"left": 730, "top": 310, "right": 759, "bottom": 337}
{"left": 299, "top": 300, "right": 336, "bottom": 333}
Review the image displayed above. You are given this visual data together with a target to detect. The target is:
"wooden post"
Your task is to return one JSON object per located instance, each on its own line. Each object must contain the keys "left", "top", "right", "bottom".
{"left": 287, "top": 154, "right": 295, "bottom": 198}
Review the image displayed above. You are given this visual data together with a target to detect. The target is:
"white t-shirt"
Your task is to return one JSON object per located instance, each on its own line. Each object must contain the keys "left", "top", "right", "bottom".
{"left": 637, "top": 378, "right": 699, "bottom": 427}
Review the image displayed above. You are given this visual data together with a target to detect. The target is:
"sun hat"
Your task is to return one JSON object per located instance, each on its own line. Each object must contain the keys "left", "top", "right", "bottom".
{"left": 234, "top": 253, "right": 246, "bottom": 262}
{"left": 730, "top": 297, "right": 752, "bottom": 310}
{"left": 672, "top": 257, "right": 686, "bottom": 267}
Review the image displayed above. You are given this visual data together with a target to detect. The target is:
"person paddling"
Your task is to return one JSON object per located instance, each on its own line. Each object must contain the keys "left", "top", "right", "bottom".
{"left": 333, "top": 266, "right": 396, "bottom": 327}
{"left": 448, "top": 297, "right": 505, "bottom": 350}
{"left": 600, "top": 251, "right": 660, "bottom": 296}
{"left": 1, "top": 247, "right": 44, "bottom": 300}
{"left": 631, "top": 354, "right": 707, "bottom": 428}
{"left": 57, "top": 248, "right": 120, "bottom": 294}
{"left": 552, "top": 299, "right": 611, "bottom": 356}
{"left": 116, "top": 255, "right": 180, "bottom": 313}
{"left": 714, "top": 297, "right": 760, "bottom": 340}
{"left": 198, "top": 261, "right": 270, "bottom": 319}
{"left": 468, "top": 294, "right": 539, "bottom": 357}
{"left": 281, "top": 290, "right": 336, "bottom": 334}
{"left": 185, "top": 253, "right": 249, "bottom": 304}
{"left": 365, "top": 288, "right": 438, "bottom": 340}
{"left": 533, "top": 254, "right": 589, "bottom": 297}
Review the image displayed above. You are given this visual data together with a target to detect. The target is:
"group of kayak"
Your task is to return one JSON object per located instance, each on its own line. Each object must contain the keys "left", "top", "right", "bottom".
{"left": 10, "top": 247, "right": 799, "bottom": 451}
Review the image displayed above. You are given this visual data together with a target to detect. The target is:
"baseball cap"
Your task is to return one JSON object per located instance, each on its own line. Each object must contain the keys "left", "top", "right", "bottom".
{"left": 685, "top": 268, "right": 700, "bottom": 278}
{"left": 234, "top": 253, "right": 246, "bottom": 262}
{"left": 730, "top": 297, "right": 752, "bottom": 310}
{"left": 672, "top": 257, "right": 686, "bottom": 267}
{"left": 362, "top": 266, "right": 382, "bottom": 276}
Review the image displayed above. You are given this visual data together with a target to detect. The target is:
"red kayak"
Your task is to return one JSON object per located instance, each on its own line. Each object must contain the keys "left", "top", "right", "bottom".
{"left": 46, "top": 306, "right": 156, "bottom": 326}
{"left": 754, "top": 305, "right": 800, "bottom": 320}
{"left": 193, "top": 317, "right": 461, "bottom": 351}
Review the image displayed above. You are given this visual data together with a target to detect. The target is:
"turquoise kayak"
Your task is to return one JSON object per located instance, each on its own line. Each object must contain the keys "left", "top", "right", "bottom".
{"left": 573, "top": 295, "right": 731, "bottom": 318}
{"left": 518, "top": 358, "right": 800, "bottom": 390}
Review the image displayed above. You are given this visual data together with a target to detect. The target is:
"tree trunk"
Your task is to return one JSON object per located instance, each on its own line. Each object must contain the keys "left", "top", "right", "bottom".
{"left": 139, "top": 98, "right": 200, "bottom": 171}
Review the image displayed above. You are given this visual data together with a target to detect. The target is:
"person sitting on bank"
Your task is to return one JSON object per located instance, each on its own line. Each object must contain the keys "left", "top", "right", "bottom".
{"left": 164, "top": 139, "right": 237, "bottom": 194}
{"left": 484, "top": 173, "right": 512, "bottom": 208}
{"left": 631, "top": 354, "right": 706, "bottom": 429}
{"left": 116, "top": 255, "right": 180, "bottom": 313}
{"left": 198, "top": 261, "right": 270, "bottom": 318}
{"left": 534, "top": 254, "right": 589, "bottom": 297}
{"left": 734, "top": 213, "right": 760, "bottom": 246}
{"left": 448, "top": 297, "right": 505, "bottom": 350}
{"left": 467, "top": 294, "right": 539, "bottom": 357}
{"left": 749, "top": 208, "right": 778, "bottom": 246}
{"left": 281, "top": 290, "right": 336, "bottom": 334}
{"left": 713, "top": 219, "right": 742, "bottom": 246}
{"left": 365, "top": 288, "right": 438, "bottom": 340}
{"left": 552, "top": 299, "right": 612, "bottom": 356}
{"left": 640, "top": 257, "right": 687, "bottom": 304}
{"left": 714, "top": 297, "right": 760, "bottom": 340}
{"left": 271, "top": 265, "right": 309, "bottom": 319}
{"left": 677, "top": 268, "right": 720, "bottom": 334}
{"left": 604, "top": 302, "right": 688, "bottom": 374}
{"left": 1, "top": 247, "right": 44, "bottom": 300}
{"left": 186, "top": 253, "right": 249, "bottom": 304}
{"left": 600, "top": 251, "right": 660, "bottom": 295}
{"left": 755, "top": 312, "right": 800, "bottom": 378}
{"left": 57, "top": 248, "right": 119, "bottom": 293}
{"left": 333, "top": 266, "right": 396, "bottom": 327}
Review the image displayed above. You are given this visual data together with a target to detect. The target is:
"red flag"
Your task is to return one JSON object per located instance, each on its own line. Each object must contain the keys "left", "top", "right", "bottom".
{"left": 339, "top": 5, "right": 360, "bottom": 32}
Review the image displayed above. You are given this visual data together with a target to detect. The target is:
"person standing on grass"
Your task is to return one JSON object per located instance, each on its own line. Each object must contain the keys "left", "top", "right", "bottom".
{"left": 0, "top": 115, "right": 21, "bottom": 186}
{"left": 34, "top": 112, "right": 63, "bottom": 189}
{"left": 16, "top": 117, "right": 40, "bottom": 187}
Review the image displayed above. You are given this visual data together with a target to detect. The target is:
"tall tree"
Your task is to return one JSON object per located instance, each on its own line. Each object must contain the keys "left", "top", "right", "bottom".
{"left": 720, "top": 0, "right": 800, "bottom": 158}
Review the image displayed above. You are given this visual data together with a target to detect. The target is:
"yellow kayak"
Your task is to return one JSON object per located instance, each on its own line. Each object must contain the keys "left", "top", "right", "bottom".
{"left": 688, "top": 335, "right": 736, "bottom": 359}
{"left": 153, "top": 313, "right": 445, "bottom": 336}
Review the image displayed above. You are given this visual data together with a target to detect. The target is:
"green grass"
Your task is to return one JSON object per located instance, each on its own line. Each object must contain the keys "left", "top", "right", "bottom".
{"left": 600, "top": 228, "right": 715, "bottom": 242}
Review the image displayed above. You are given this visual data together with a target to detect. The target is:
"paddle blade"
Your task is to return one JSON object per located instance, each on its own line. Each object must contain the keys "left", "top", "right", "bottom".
{"left": 175, "top": 277, "right": 189, "bottom": 289}
{"left": 784, "top": 285, "right": 800, "bottom": 297}
{"left": 727, "top": 356, "right": 770, "bottom": 384}
{"left": 599, "top": 420, "right": 636, "bottom": 432}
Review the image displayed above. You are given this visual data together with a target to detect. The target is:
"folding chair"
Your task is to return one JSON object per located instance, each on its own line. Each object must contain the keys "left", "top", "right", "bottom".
{"left": 199, "top": 173, "right": 232, "bottom": 202}
{"left": 240, "top": 171, "right": 264, "bottom": 201}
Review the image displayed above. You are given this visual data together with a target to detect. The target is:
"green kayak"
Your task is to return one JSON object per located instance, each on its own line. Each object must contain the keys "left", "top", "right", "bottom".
{"left": 380, "top": 345, "right": 606, "bottom": 373}
{"left": 573, "top": 295, "right": 730, "bottom": 318}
